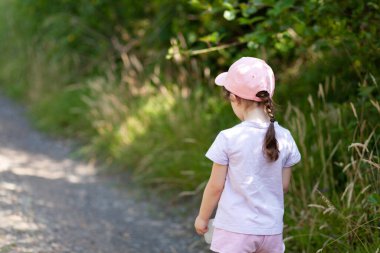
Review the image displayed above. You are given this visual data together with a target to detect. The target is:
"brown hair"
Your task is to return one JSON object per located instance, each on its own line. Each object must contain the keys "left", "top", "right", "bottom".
{"left": 255, "top": 91, "right": 279, "bottom": 162}
{"left": 223, "top": 87, "right": 280, "bottom": 162}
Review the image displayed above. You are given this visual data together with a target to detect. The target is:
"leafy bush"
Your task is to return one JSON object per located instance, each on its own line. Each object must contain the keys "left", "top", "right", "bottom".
{"left": 0, "top": 0, "right": 378, "bottom": 251}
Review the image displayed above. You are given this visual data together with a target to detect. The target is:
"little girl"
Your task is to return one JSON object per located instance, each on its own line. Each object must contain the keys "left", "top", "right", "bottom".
{"left": 194, "top": 57, "right": 301, "bottom": 253}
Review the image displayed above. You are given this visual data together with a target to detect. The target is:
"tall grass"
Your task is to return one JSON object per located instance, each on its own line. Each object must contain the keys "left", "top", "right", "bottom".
{"left": 71, "top": 61, "right": 379, "bottom": 252}
{"left": 0, "top": 0, "right": 108, "bottom": 137}
{"left": 0, "top": 0, "right": 378, "bottom": 251}
{"left": 77, "top": 56, "right": 227, "bottom": 194}
{"left": 282, "top": 78, "right": 379, "bottom": 252}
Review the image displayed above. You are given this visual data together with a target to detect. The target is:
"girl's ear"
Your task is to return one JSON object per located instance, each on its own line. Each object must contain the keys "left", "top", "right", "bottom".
{"left": 230, "top": 93, "right": 238, "bottom": 103}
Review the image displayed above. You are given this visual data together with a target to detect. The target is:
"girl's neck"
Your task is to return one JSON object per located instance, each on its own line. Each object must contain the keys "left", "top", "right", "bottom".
{"left": 243, "top": 106, "right": 270, "bottom": 123}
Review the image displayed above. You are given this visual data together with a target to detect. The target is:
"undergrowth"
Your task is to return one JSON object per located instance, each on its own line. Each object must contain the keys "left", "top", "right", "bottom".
{"left": 0, "top": 0, "right": 378, "bottom": 251}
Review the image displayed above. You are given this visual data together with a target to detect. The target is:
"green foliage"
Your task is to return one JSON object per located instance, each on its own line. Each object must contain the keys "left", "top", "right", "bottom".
{"left": 30, "top": 85, "right": 93, "bottom": 138}
{"left": 173, "top": 0, "right": 380, "bottom": 99}
{"left": 0, "top": 0, "right": 378, "bottom": 251}
{"left": 186, "top": 0, "right": 380, "bottom": 59}
{"left": 279, "top": 78, "right": 379, "bottom": 252}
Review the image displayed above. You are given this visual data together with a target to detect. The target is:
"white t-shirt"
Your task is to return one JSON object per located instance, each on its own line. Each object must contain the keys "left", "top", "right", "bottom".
{"left": 205, "top": 120, "right": 301, "bottom": 235}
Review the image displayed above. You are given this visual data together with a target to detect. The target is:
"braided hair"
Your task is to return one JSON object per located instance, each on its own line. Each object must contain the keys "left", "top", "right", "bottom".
{"left": 223, "top": 87, "right": 280, "bottom": 162}
{"left": 256, "top": 91, "right": 279, "bottom": 162}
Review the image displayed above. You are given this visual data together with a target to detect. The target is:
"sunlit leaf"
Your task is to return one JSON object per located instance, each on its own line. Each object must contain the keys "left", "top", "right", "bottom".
{"left": 199, "top": 32, "right": 222, "bottom": 43}
{"left": 223, "top": 10, "right": 236, "bottom": 21}
{"left": 238, "top": 16, "right": 265, "bottom": 25}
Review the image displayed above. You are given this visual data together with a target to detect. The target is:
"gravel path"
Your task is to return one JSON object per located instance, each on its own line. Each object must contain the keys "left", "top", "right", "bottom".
{"left": 0, "top": 91, "right": 208, "bottom": 253}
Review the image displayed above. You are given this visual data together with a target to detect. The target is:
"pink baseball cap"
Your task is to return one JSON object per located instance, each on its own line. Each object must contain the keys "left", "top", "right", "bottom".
{"left": 215, "top": 57, "right": 275, "bottom": 102}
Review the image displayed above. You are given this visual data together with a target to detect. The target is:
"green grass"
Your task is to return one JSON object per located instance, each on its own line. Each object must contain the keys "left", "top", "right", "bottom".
{"left": 9, "top": 66, "right": 376, "bottom": 252}
{"left": 0, "top": 244, "right": 16, "bottom": 253}
{"left": 0, "top": 0, "right": 378, "bottom": 251}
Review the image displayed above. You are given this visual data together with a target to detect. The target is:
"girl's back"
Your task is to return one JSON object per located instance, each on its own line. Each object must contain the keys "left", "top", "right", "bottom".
{"left": 194, "top": 57, "right": 301, "bottom": 253}
{"left": 206, "top": 120, "right": 300, "bottom": 235}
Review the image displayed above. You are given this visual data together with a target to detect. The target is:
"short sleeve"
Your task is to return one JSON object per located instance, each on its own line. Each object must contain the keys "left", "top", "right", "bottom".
{"left": 284, "top": 132, "right": 301, "bottom": 168}
{"left": 205, "top": 132, "right": 229, "bottom": 165}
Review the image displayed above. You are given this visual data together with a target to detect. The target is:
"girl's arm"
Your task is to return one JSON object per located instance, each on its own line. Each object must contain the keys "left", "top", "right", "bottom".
{"left": 282, "top": 167, "right": 292, "bottom": 193}
{"left": 194, "top": 162, "right": 228, "bottom": 235}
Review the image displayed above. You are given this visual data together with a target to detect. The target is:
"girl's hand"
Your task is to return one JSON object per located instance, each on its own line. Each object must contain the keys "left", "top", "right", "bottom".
{"left": 194, "top": 216, "right": 208, "bottom": 235}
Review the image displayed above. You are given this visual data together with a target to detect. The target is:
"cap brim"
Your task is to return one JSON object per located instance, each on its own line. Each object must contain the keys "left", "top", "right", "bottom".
{"left": 215, "top": 72, "right": 228, "bottom": 86}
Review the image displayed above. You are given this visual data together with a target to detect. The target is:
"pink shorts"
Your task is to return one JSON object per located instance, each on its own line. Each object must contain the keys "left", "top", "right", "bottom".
{"left": 210, "top": 228, "right": 285, "bottom": 253}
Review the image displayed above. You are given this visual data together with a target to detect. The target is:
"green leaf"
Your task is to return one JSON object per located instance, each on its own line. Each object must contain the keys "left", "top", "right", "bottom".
{"left": 223, "top": 10, "right": 236, "bottom": 21}
{"left": 368, "top": 193, "right": 380, "bottom": 206}
{"left": 239, "top": 3, "right": 257, "bottom": 17}
{"left": 222, "top": 3, "right": 232, "bottom": 9}
{"left": 187, "top": 32, "right": 197, "bottom": 44}
{"left": 238, "top": 16, "right": 265, "bottom": 25}
{"left": 268, "top": 0, "right": 294, "bottom": 16}
{"left": 358, "top": 85, "right": 376, "bottom": 97}
{"left": 189, "top": 0, "right": 210, "bottom": 10}
{"left": 243, "top": 31, "right": 268, "bottom": 44}
{"left": 199, "top": 32, "right": 222, "bottom": 43}
{"left": 247, "top": 41, "right": 259, "bottom": 49}
{"left": 292, "top": 15, "right": 306, "bottom": 35}
{"left": 222, "top": 2, "right": 235, "bottom": 10}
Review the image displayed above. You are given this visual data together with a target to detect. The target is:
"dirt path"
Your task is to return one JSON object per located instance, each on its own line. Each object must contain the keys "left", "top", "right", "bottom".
{"left": 0, "top": 91, "right": 207, "bottom": 253}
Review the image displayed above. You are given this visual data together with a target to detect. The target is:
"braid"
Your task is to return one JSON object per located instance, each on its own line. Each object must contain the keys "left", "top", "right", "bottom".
{"left": 264, "top": 98, "right": 275, "bottom": 122}
{"left": 256, "top": 91, "right": 279, "bottom": 162}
